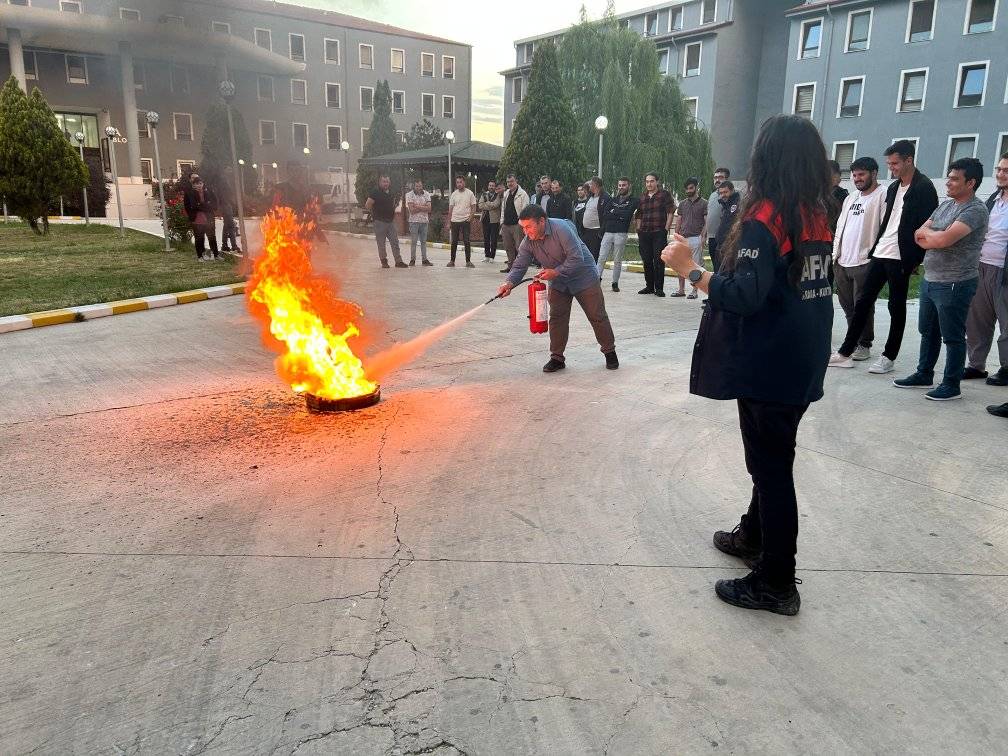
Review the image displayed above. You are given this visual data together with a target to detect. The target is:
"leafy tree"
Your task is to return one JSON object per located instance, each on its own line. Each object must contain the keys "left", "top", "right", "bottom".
{"left": 404, "top": 118, "right": 445, "bottom": 151}
{"left": 62, "top": 150, "right": 111, "bottom": 218}
{"left": 199, "top": 101, "right": 255, "bottom": 196}
{"left": 354, "top": 80, "right": 400, "bottom": 204}
{"left": 499, "top": 41, "right": 585, "bottom": 197}
{"left": 0, "top": 77, "right": 88, "bottom": 234}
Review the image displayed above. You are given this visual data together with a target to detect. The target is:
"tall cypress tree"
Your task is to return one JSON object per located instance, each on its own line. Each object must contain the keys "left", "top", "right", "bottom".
{"left": 199, "top": 102, "right": 255, "bottom": 196}
{"left": 499, "top": 42, "right": 585, "bottom": 196}
{"left": 354, "top": 80, "right": 400, "bottom": 204}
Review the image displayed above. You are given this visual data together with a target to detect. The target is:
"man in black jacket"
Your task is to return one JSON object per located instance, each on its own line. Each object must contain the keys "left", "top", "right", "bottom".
{"left": 183, "top": 174, "right": 219, "bottom": 261}
{"left": 712, "top": 182, "right": 741, "bottom": 275}
{"left": 597, "top": 177, "right": 638, "bottom": 292}
{"left": 546, "top": 179, "right": 573, "bottom": 220}
{"left": 829, "top": 140, "right": 939, "bottom": 374}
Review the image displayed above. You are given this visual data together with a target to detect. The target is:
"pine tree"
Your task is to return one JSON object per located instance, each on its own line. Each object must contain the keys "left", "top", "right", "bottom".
{"left": 499, "top": 42, "right": 585, "bottom": 197}
{"left": 199, "top": 101, "right": 255, "bottom": 197}
{"left": 404, "top": 118, "right": 445, "bottom": 151}
{"left": 0, "top": 77, "right": 34, "bottom": 227}
{"left": 354, "top": 80, "right": 400, "bottom": 204}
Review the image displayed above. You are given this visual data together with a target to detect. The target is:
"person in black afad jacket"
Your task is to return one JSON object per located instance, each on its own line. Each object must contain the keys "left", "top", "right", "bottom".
{"left": 713, "top": 182, "right": 742, "bottom": 273}
{"left": 546, "top": 179, "right": 573, "bottom": 220}
{"left": 661, "top": 115, "right": 835, "bottom": 617}
{"left": 182, "top": 174, "right": 220, "bottom": 261}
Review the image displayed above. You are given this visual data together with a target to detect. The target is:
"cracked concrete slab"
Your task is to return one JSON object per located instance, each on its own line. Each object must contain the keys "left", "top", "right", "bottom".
{"left": 1, "top": 233, "right": 1006, "bottom": 754}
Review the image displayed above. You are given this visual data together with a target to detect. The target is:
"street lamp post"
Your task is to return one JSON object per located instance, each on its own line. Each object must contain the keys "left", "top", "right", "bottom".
{"left": 271, "top": 161, "right": 279, "bottom": 185}
{"left": 218, "top": 80, "right": 249, "bottom": 259}
{"left": 73, "top": 131, "right": 89, "bottom": 225}
{"left": 104, "top": 126, "right": 125, "bottom": 237}
{"left": 145, "top": 111, "right": 172, "bottom": 251}
{"left": 594, "top": 115, "right": 608, "bottom": 179}
{"left": 445, "top": 130, "right": 455, "bottom": 194}
{"left": 340, "top": 140, "right": 352, "bottom": 225}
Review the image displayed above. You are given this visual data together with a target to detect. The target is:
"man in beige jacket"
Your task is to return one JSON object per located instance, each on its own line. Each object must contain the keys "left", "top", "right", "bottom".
{"left": 499, "top": 174, "right": 530, "bottom": 273}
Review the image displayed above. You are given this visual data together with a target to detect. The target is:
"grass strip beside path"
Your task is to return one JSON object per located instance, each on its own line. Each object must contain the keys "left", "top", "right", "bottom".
{"left": 0, "top": 223, "right": 242, "bottom": 317}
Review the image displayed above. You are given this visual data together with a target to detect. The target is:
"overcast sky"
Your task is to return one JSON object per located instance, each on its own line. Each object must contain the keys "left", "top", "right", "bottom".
{"left": 293, "top": 0, "right": 638, "bottom": 145}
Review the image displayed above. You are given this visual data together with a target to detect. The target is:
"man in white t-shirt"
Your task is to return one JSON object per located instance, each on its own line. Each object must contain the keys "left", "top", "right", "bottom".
{"left": 405, "top": 178, "right": 433, "bottom": 266}
{"left": 829, "top": 157, "right": 887, "bottom": 363}
{"left": 448, "top": 174, "right": 477, "bottom": 268}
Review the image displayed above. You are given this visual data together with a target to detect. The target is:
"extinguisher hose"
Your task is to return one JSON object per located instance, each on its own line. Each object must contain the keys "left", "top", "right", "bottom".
{"left": 484, "top": 277, "right": 536, "bottom": 306}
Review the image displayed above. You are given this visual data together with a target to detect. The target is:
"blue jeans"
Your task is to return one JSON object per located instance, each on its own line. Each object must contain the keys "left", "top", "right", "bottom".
{"left": 373, "top": 219, "right": 402, "bottom": 264}
{"left": 409, "top": 222, "right": 429, "bottom": 262}
{"left": 916, "top": 277, "right": 979, "bottom": 386}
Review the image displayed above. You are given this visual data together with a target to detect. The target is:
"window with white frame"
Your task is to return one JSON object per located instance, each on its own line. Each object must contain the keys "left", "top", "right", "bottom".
{"left": 259, "top": 120, "right": 276, "bottom": 145}
{"left": 997, "top": 132, "right": 1008, "bottom": 159}
{"left": 685, "top": 97, "right": 699, "bottom": 121}
{"left": 645, "top": 12, "right": 658, "bottom": 36}
{"left": 906, "top": 0, "right": 935, "bottom": 42}
{"left": 965, "top": 0, "right": 997, "bottom": 33}
{"left": 392, "top": 90, "right": 405, "bottom": 114}
{"left": 136, "top": 111, "right": 150, "bottom": 138}
{"left": 658, "top": 48, "right": 669, "bottom": 75}
{"left": 956, "top": 62, "right": 988, "bottom": 107}
{"left": 523, "top": 43, "right": 534, "bottom": 64}
{"left": 421, "top": 52, "right": 434, "bottom": 77}
{"left": 833, "top": 142, "right": 856, "bottom": 179}
{"left": 173, "top": 113, "right": 193, "bottom": 141}
{"left": 443, "top": 95, "right": 455, "bottom": 119}
{"left": 324, "top": 38, "right": 340, "bottom": 64}
{"left": 293, "top": 123, "right": 308, "bottom": 149}
{"left": 119, "top": 7, "right": 140, "bottom": 21}
{"left": 60, "top": 0, "right": 82, "bottom": 12}
{"left": 177, "top": 160, "right": 195, "bottom": 175}
{"left": 255, "top": 28, "right": 271, "bottom": 51}
{"left": 422, "top": 92, "right": 434, "bottom": 118}
{"left": 133, "top": 62, "right": 144, "bottom": 90}
{"left": 442, "top": 55, "right": 455, "bottom": 79}
{"left": 391, "top": 48, "right": 405, "bottom": 74}
{"left": 846, "top": 9, "right": 872, "bottom": 51}
{"left": 211, "top": 20, "right": 230, "bottom": 33}
{"left": 7, "top": 0, "right": 30, "bottom": 6}
{"left": 161, "top": 14, "right": 184, "bottom": 25}
{"left": 140, "top": 158, "right": 153, "bottom": 183}
{"left": 170, "top": 64, "right": 189, "bottom": 94}
{"left": 257, "top": 75, "right": 274, "bottom": 102}
{"left": 291, "top": 79, "right": 307, "bottom": 105}
{"left": 361, "top": 127, "right": 370, "bottom": 150}
{"left": 671, "top": 8, "right": 683, "bottom": 30}
{"left": 683, "top": 42, "right": 701, "bottom": 77}
{"left": 837, "top": 77, "right": 864, "bottom": 118}
{"left": 946, "top": 135, "right": 978, "bottom": 170}
{"left": 23, "top": 51, "right": 37, "bottom": 80}
{"left": 396, "top": 130, "right": 406, "bottom": 147}
{"left": 898, "top": 69, "right": 927, "bottom": 112}
{"left": 326, "top": 82, "right": 341, "bottom": 108}
{"left": 794, "top": 82, "right": 815, "bottom": 118}
{"left": 799, "top": 18, "right": 823, "bottom": 58}
{"left": 359, "top": 44, "right": 373, "bottom": 69}
{"left": 513, "top": 77, "right": 524, "bottom": 103}
{"left": 360, "top": 86, "right": 374, "bottom": 112}
{"left": 289, "top": 33, "right": 305, "bottom": 62}
{"left": 702, "top": 0, "right": 716, "bottom": 24}
{"left": 327, "top": 125, "right": 343, "bottom": 150}
{"left": 65, "top": 54, "right": 87, "bottom": 84}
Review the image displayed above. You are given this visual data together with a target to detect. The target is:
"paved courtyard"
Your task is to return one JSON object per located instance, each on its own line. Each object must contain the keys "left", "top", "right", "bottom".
{"left": 1, "top": 233, "right": 1006, "bottom": 755}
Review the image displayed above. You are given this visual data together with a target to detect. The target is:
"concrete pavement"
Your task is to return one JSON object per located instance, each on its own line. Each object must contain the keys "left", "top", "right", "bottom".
{"left": 1, "top": 233, "right": 1006, "bottom": 754}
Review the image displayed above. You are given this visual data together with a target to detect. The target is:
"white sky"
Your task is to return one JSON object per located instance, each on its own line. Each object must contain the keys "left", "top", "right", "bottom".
{"left": 294, "top": 0, "right": 641, "bottom": 145}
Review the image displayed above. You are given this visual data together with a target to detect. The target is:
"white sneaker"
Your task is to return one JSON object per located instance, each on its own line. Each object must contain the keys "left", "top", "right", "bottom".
{"left": 828, "top": 352, "right": 854, "bottom": 368}
{"left": 868, "top": 356, "right": 895, "bottom": 374}
{"left": 852, "top": 345, "right": 871, "bottom": 361}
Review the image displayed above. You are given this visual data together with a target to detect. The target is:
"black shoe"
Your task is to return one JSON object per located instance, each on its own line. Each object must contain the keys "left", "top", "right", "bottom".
{"left": 605, "top": 351, "right": 618, "bottom": 370}
{"left": 381, "top": 261, "right": 391, "bottom": 269}
{"left": 637, "top": 287, "right": 654, "bottom": 295}
{"left": 713, "top": 524, "right": 761, "bottom": 569}
{"left": 715, "top": 571, "right": 801, "bottom": 616}
{"left": 422, "top": 260, "right": 433, "bottom": 266}
{"left": 986, "top": 368, "right": 1008, "bottom": 386}
{"left": 395, "top": 261, "right": 408, "bottom": 268}
{"left": 542, "top": 358, "right": 565, "bottom": 373}
{"left": 612, "top": 283, "right": 620, "bottom": 293}
{"left": 963, "top": 367, "right": 988, "bottom": 380}
{"left": 654, "top": 290, "right": 666, "bottom": 298}
{"left": 409, "top": 260, "right": 416, "bottom": 266}
{"left": 987, "top": 402, "right": 1008, "bottom": 417}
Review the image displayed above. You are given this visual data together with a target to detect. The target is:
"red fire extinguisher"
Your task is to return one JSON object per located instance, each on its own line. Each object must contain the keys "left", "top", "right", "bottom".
{"left": 528, "top": 279, "right": 548, "bottom": 334}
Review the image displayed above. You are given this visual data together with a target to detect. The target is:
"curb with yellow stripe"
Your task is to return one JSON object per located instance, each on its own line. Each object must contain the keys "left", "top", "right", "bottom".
{"left": 0, "top": 282, "right": 246, "bottom": 335}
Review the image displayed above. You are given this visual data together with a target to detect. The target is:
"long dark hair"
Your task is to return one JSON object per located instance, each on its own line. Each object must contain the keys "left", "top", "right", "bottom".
{"left": 720, "top": 115, "right": 831, "bottom": 289}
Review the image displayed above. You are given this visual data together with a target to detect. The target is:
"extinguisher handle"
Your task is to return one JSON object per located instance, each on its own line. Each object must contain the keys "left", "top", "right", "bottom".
{"left": 485, "top": 278, "right": 535, "bottom": 305}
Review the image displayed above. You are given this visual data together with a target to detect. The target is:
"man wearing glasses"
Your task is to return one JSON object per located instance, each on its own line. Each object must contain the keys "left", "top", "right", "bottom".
{"left": 704, "top": 168, "right": 730, "bottom": 270}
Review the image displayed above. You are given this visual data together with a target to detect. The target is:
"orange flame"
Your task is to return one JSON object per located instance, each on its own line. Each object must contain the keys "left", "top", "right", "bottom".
{"left": 246, "top": 207, "right": 377, "bottom": 400}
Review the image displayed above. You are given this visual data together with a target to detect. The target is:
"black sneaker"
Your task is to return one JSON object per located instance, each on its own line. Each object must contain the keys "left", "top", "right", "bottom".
{"left": 381, "top": 261, "right": 391, "bottom": 269}
{"left": 637, "top": 287, "right": 654, "bottom": 295}
{"left": 962, "top": 367, "right": 988, "bottom": 380}
{"left": 605, "top": 351, "right": 619, "bottom": 370}
{"left": 395, "top": 261, "right": 408, "bottom": 268}
{"left": 422, "top": 260, "right": 433, "bottom": 266}
{"left": 893, "top": 372, "right": 934, "bottom": 389}
{"left": 714, "top": 571, "right": 801, "bottom": 616}
{"left": 986, "top": 368, "right": 1008, "bottom": 386}
{"left": 542, "top": 358, "right": 565, "bottom": 373}
{"left": 713, "top": 524, "right": 761, "bottom": 569}
{"left": 612, "top": 283, "right": 620, "bottom": 293}
{"left": 654, "top": 290, "right": 666, "bottom": 298}
{"left": 987, "top": 402, "right": 1008, "bottom": 418}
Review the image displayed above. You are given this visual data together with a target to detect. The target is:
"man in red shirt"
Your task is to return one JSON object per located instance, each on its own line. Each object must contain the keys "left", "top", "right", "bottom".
{"left": 636, "top": 173, "right": 676, "bottom": 297}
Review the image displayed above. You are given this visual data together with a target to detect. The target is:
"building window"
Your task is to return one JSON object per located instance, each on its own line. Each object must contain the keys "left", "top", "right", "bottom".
{"left": 837, "top": 77, "right": 864, "bottom": 118}
{"left": 132, "top": 62, "right": 145, "bottom": 90}
{"left": 327, "top": 125, "right": 343, "bottom": 150}
{"left": 906, "top": 0, "right": 935, "bottom": 42}
{"left": 845, "top": 9, "right": 872, "bottom": 51}
{"left": 360, "top": 86, "right": 374, "bottom": 112}
{"left": 173, "top": 113, "right": 193, "bottom": 141}
{"left": 793, "top": 82, "right": 815, "bottom": 118}
{"left": 898, "top": 69, "right": 928, "bottom": 112}
{"left": 65, "top": 54, "right": 87, "bottom": 85}
{"left": 512, "top": 77, "right": 523, "bottom": 104}
{"left": 291, "top": 79, "right": 307, "bottom": 105}
{"left": 421, "top": 52, "right": 434, "bottom": 77}
{"left": 359, "top": 43, "right": 373, "bottom": 69}
{"left": 443, "top": 95, "right": 455, "bottom": 119}
{"left": 685, "top": 97, "right": 699, "bottom": 122}
{"left": 289, "top": 33, "right": 305, "bottom": 62}
{"left": 833, "top": 142, "right": 857, "bottom": 179}
{"left": 119, "top": 8, "right": 140, "bottom": 21}
{"left": 176, "top": 160, "right": 195, "bottom": 176}
{"left": 392, "top": 90, "right": 405, "bottom": 114}
{"left": 326, "top": 82, "right": 341, "bottom": 108}
{"left": 293, "top": 123, "right": 308, "bottom": 149}
{"left": 671, "top": 8, "right": 683, "bottom": 30}
{"left": 160, "top": 14, "right": 184, "bottom": 25}
{"left": 956, "top": 62, "right": 988, "bottom": 107}
{"left": 998, "top": 133, "right": 1008, "bottom": 159}
{"left": 255, "top": 28, "right": 272, "bottom": 51}
{"left": 702, "top": 0, "right": 716, "bottom": 24}
{"left": 170, "top": 64, "right": 189, "bottom": 95}
{"left": 259, "top": 120, "right": 276, "bottom": 145}
{"left": 658, "top": 48, "right": 669, "bottom": 75}
{"left": 211, "top": 21, "right": 230, "bottom": 33}
{"left": 396, "top": 130, "right": 407, "bottom": 147}
{"left": 136, "top": 110, "right": 150, "bottom": 138}
{"left": 422, "top": 92, "right": 434, "bottom": 118}
{"left": 55, "top": 112, "right": 100, "bottom": 146}
{"left": 946, "top": 135, "right": 978, "bottom": 171}
{"left": 523, "top": 43, "right": 534, "bottom": 64}
{"left": 60, "top": 0, "right": 82, "bottom": 12}
{"left": 683, "top": 42, "right": 701, "bottom": 77}
{"left": 258, "top": 75, "right": 274, "bottom": 102}
{"left": 23, "top": 51, "right": 37, "bottom": 81}
{"left": 391, "top": 48, "right": 405, "bottom": 74}
{"left": 965, "top": 0, "right": 997, "bottom": 33}
{"left": 442, "top": 55, "right": 455, "bottom": 79}
{"left": 645, "top": 12, "right": 658, "bottom": 36}
{"left": 361, "top": 127, "right": 370, "bottom": 151}
{"left": 324, "top": 38, "right": 340, "bottom": 64}
{"left": 799, "top": 18, "right": 823, "bottom": 59}
{"left": 140, "top": 158, "right": 153, "bottom": 183}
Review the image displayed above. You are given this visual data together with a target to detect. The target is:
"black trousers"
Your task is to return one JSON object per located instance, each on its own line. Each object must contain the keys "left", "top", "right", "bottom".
{"left": 737, "top": 398, "right": 809, "bottom": 585}
{"left": 580, "top": 227, "right": 602, "bottom": 262}
{"left": 638, "top": 229, "right": 668, "bottom": 292}
{"left": 482, "top": 220, "right": 499, "bottom": 259}
{"left": 709, "top": 238, "right": 721, "bottom": 273}
{"left": 838, "top": 257, "right": 911, "bottom": 360}
{"left": 194, "top": 224, "right": 218, "bottom": 259}
{"left": 450, "top": 221, "right": 472, "bottom": 262}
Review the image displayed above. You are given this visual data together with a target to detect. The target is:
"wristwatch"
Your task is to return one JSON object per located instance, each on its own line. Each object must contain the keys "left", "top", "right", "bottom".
{"left": 688, "top": 268, "right": 704, "bottom": 284}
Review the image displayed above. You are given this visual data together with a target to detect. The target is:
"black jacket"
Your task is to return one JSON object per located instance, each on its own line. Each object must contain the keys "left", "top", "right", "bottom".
{"left": 828, "top": 185, "right": 849, "bottom": 233}
{"left": 868, "top": 168, "right": 939, "bottom": 274}
{"left": 546, "top": 192, "right": 573, "bottom": 220}
{"left": 602, "top": 192, "right": 639, "bottom": 234}
{"left": 691, "top": 201, "right": 834, "bottom": 406}
{"left": 716, "top": 191, "right": 742, "bottom": 243}
{"left": 984, "top": 189, "right": 1008, "bottom": 286}
{"left": 573, "top": 197, "right": 588, "bottom": 236}
{"left": 183, "top": 186, "right": 218, "bottom": 224}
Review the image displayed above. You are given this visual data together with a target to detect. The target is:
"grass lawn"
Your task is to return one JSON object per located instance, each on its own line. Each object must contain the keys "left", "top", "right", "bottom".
{"left": 0, "top": 223, "right": 243, "bottom": 317}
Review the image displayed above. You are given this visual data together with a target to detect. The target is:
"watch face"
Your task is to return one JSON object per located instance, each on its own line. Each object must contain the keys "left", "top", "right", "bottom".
{"left": 689, "top": 269, "right": 703, "bottom": 283}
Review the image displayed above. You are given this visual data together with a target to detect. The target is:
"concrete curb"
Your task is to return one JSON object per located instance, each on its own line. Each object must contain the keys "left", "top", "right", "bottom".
{"left": 0, "top": 282, "right": 246, "bottom": 335}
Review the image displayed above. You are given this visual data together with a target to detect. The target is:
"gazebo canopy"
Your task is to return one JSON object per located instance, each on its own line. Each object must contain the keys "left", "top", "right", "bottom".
{"left": 358, "top": 141, "right": 503, "bottom": 172}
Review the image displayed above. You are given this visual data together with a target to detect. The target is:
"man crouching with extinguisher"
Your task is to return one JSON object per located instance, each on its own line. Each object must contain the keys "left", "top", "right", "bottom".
{"left": 660, "top": 115, "right": 834, "bottom": 616}
{"left": 496, "top": 204, "right": 618, "bottom": 372}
